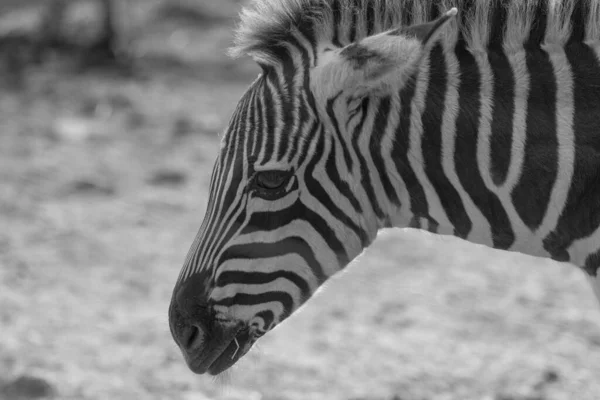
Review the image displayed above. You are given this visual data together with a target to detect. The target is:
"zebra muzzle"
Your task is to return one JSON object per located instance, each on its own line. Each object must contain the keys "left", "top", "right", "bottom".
{"left": 169, "top": 288, "right": 251, "bottom": 374}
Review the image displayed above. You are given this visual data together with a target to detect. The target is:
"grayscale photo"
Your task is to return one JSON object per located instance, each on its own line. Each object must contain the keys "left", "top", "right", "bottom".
{"left": 1, "top": 1, "right": 599, "bottom": 399}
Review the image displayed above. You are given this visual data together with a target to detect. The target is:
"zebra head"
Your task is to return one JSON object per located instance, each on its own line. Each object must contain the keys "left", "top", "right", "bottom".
{"left": 169, "top": 5, "right": 457, "bottom": 375}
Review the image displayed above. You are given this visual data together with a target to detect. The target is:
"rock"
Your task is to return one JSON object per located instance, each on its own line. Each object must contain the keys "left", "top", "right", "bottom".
{"left": 0, "top": 375, "right": 56, "bottom": 399}
{"left": 172, "top": 116, "right": 195, "bottom": 138}
{"left": 542, "top": 369, "right": 559, "bottom": 383}
{"left": 50, "top": 115, "right": 115, "bottom": 143}
{"left": 147, "top": 169, "right": 187, "bottom": 187}
{"left": 104, "top": 93, "right": 133, "bottom": 111}
{"left": 78, "top": 97, "right": 100, "bottom": 117}
{"left": 67, "top": 178, "right": 116, "bottom": 196}
{"left": 51, "top": 116, "right": 96, "bottom": 142}
{"left": 126, "top": 110, "right": 146, "bottom": 130}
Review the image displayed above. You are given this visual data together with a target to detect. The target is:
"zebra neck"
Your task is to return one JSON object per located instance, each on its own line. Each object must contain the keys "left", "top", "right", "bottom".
{"left": 379, "top": 39, "right": 600, "bottom": 268}
{"left": 382, "top": 44, "right": 528, "bottom": 252}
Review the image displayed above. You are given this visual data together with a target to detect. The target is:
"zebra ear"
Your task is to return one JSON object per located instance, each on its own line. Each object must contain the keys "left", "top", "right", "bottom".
{"left": 389, "top": 7, "right": 458, "bottom": 45}
{"left": 315, "top": 8, "right": 457, "bottom": 96}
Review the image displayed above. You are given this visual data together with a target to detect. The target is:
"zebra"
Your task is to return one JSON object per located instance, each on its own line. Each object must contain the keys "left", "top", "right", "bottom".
{"left": 169, "top": 0, "right": 600, "bottom": 375}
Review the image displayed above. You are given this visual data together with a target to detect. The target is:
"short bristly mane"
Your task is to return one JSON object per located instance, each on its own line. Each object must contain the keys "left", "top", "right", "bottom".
{"left": 230, "top": 0, "right": 600, "bottom": 62}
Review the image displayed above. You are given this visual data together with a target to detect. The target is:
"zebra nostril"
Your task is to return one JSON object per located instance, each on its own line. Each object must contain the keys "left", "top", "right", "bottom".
{"left": 180, "top": 324, "right": 205, "bottom": 351}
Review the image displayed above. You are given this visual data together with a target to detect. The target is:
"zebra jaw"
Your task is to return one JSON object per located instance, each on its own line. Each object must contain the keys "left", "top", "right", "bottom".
{"left": 204, "top": 325, "right": 256, "bottom": 375}
{"left": 181, "top": 319, "right": 256, "bottom": 376}
{"left": 169, "top": 295, "right": 256, "bottom": 375}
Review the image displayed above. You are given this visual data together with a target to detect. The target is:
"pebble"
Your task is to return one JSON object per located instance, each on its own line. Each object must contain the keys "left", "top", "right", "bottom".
{"left": 0, "top": 375, "right": 56, "bottom": 399}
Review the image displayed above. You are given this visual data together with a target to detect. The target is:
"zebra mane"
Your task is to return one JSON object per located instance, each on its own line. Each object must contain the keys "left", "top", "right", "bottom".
{"left": 230, "top": 0, "right": 600, "bottom": 62}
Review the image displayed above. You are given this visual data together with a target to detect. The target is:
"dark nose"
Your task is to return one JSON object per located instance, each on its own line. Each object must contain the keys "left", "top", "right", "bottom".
{"left": 169, "top": 302, "right": 207, "bottom": 352}
{"left": 169, "top": 288, "right": 221, "bottom": 374}
{"left": 169, "top": 273, "right": 247, "bottom": 375}
{"left": 169, "top": 273, "right": 212, "bottom": 347}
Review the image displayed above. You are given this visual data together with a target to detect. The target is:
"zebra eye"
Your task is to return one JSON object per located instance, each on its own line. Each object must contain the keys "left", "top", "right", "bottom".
{"left": 254, "top": 170, "right": 290, "bottom": 191}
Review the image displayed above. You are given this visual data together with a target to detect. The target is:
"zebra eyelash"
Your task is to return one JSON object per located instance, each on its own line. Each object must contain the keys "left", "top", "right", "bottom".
{"left": 249, "top": 169, "right": 296, "bottom": 199}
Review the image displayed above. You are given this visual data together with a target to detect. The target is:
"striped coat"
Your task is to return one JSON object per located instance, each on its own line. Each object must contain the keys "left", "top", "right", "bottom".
{"left": 169, "top": 0, "right": 600, "bottom": 375}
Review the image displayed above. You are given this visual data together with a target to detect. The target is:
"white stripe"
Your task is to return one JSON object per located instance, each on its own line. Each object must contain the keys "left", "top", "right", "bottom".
{"left": 381, "top": 94, "right": 412, "bottom": 227}
{"left": 498, "top": 48, "right": 535, "bottom": 253}
{"left": 474, "top": 50, "right": 495, "bottom": 189}
{"left": 535, "top": 45, "right": 575, "bottom": 244}
{"left": 443, "top": 49, "right": 493, "bottom": 246}
{"left": 331, "top": 96, "right": 379, "bottom": 233}
{"left": 357, "top": 97, "right": 392, "bottom": 223}
{"left": 197, "top": 113, "right": 252, "bottom": 276}
{"left": 231, "top": 219, "right": 340, "bottom": 278}
{"left": 407, "top": 51, "right": 453, "bottom": 234}
{"left": 212, "top": 277, "right": 304, "bottom": 308}
{"left": 216, "top": 253, "right": 319, "bottom": 293}
{"left": 214, "top": 301, "right": 286, "bottom": 326}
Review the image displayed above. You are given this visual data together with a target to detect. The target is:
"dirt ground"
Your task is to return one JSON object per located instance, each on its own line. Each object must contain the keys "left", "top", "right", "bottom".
{"left": 1, "top": 2, "right": 600, "bottom": 400}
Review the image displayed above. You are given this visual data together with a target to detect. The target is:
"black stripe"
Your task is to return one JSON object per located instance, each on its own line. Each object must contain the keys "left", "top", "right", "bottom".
{"left": 202, "top": 205, "right": 247, "bottom": 273}
{"left": 455, "top": 43, "right": 514, "bottom": 249}
{"left": 211, "top": 153, "right": 243, "bottom": 226}
{"left": 408, "top": 215, "right": 420, "bottom": 229}
{"left": 216, "top": 270, "right": 310, "bottom": 299}
{"left": 527, "top": 1, "right": 547, "bottom": 47}
{"left": 401, "top": 0, "right": 413, "bottom": 26}
{"left": 256, "top": 310, "right": 275, "bottom": 330}
{"left": 262, "top": 78, "right": 277, "bottom": 159}
{"left": 203, "top": 107, "right": 250, "bottom": 258}
{"left": 349, "top": 8, "right": 358, "bottom": 43}
{"left": 330, "top": 0, "right": 342, "bottom": 47}
{"left": 278, "top": 33, "right": 316, "bottom": 162}
{"left": 219, "top": 158, "right": 244, "bottom": 218}
{"left": 295, "top": 24, "right": 319, "bottom": 117}
{"left": 326, "top": 131, "right": 363, "bottom": 213}
{"left": 382, "top": 0, "right": 394, "bottom": 29}
{"left": 511, "top": 44, "right": 557, "bottom": 230}
{"left": 296, "top": 6, "right": 318, "bottom": 66}
{"left": 246, "top": 88, "right": 258, "bottom": 155}
{"left": 197, "top": 106, "right": 247, "bottom": 268}
{"left": 422, "top": 44, "right": 471, "bottom": 239}
{"left": 206, "top": 116, "right": 237, "bottom": 222}
{"left": 290, "top": 96, "right": 309, "bottom": 158}
{"left": 583, "top": 251, "right": 600, "bottom": 277}
{"left": 488, "top": 46, "right": 514, "bottom": 186}
{"left": 292, "top": 203, "right": 350, "bottom": 266}
{"left": 366, "top": 1, "right": 375, "bottom": 36}
{"left": 544, "top": 42, "right": 600, "bottom": 262}
{"left": 214, "top": 292, "right": 294, "bottom": 320}
{"left": 369, "top": 96, "right": 401, "bottom": 207}
{"left": 253, "top": 82, "right": 265, "bottom": 154}
{"left": 242, "top": 199, "right": 350, "bottom": 268}
{"left": 303, "top": 75, "right": 319, "bottom": 117}
{"left": 429, "top": 3, "right": 439, "bottom": 20}
{"left": 175, "top": 268, "right": 214, "bottom": 309}
{"left": 305, "top": 133, "right": 370, "bottom": 247}
{"left": 427, "top": 218, "right": 439, "bottom": 234}
{"left": 392, "top": 76, "right": 430, "bottom": 221}
{"left": 326, "top": 93, "right": 354, "bottom": 170}
{"left": 351, "top": 98, "right": 386, "bottom": 220}
{"left": 274, "top": 46, "right": 297, "bottom": 161}
{"left": 308, "top": 200, "right": 350, "bottom": 268}
{"left": 296, "top": 120, "right": 320, "bottom": 167}
{"left": 219, "top": 237, "right": 326, "bottom": 284}
{"left": 488, "top": 1, "right": 507, "bottom": 49}
{"left": 456, "top": 2, "right": 472, "bottom": 47}
{"left": 190, "top": 166, "right": 218, "bottom": 271}
{"left": 568, "top": 0, "right": 586, "bottom": 45}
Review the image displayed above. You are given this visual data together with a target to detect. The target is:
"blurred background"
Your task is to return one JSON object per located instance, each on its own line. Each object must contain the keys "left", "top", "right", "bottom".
{"left": 0, "top": 1, "right": 599, "bottom": 399}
